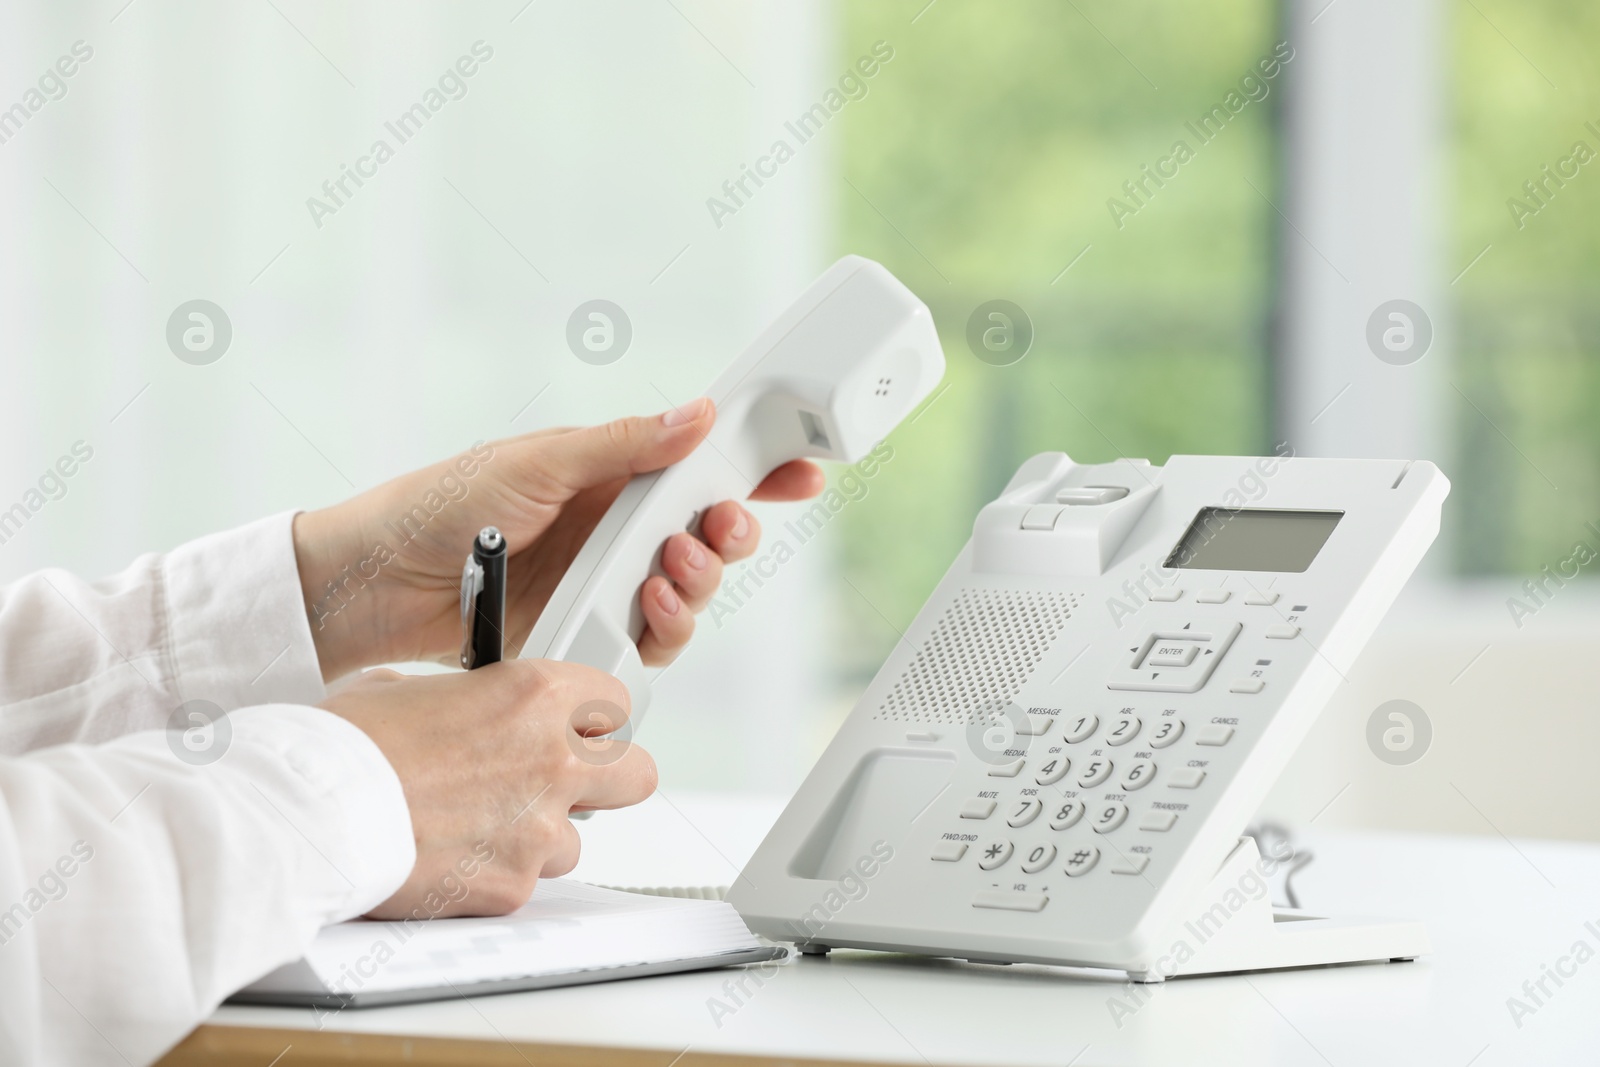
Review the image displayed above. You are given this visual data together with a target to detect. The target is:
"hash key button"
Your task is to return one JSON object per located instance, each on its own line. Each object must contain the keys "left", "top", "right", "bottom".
{"left": 1063, "top": 845, "right": 1101, "bottom": 877}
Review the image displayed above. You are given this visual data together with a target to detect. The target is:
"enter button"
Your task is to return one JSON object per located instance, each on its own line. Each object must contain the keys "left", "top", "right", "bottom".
{"left": 1145, "top": 642, "right": 1200, "bottom": 668}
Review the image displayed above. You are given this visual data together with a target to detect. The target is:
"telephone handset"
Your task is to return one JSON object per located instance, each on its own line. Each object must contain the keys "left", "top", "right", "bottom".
{"left": 521, "top": 256, "right": 945, "bottom": 722}
{"left": 730, "top": 452, "right": 1448, "bottom": 982}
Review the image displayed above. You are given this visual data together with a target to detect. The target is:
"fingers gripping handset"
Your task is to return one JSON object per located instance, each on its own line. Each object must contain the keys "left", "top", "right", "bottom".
{"left": 522, "top": 256, "right": 946, "bottom": 723}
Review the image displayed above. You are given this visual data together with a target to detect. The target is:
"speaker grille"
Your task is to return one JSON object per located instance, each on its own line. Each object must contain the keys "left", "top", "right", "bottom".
{"left": 873, "top": 588, "right": 1079, "bottom": 724}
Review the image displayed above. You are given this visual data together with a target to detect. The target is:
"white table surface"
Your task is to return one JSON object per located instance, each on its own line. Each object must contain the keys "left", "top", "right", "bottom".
{"left": 211, "top": 791, "right": 1600, "bottom": 1066}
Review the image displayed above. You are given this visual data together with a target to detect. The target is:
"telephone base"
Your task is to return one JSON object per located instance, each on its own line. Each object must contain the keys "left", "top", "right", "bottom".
{"left": 1126, "top": 837, "right": 1430, "bottom": 983}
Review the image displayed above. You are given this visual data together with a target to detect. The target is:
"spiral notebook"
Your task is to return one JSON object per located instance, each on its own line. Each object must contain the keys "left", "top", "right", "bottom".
{"left": 229, "top": 879, "right": 784, "bottom": 1009}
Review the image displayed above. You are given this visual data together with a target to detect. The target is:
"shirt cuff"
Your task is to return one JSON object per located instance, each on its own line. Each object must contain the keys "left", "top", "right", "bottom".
{"left": 163, "top": 511, "right": 325, "bottom": 712}
{"left": 225, "top": 704, "right": 416, "bottom": 922}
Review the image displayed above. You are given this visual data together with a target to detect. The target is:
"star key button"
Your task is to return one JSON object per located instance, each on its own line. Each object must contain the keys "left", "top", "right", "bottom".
{"left": 977, "top": 840, "right": 1015, "bottom": 871}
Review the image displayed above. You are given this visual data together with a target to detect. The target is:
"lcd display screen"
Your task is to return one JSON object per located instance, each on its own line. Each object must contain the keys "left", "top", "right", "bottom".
{"left": 1164, "top": 508, "right": 1343, "bottom": 573}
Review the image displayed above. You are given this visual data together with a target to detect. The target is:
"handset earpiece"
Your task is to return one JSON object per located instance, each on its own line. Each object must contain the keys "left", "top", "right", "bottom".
{"left": 522, "top": 256, "right": 945, "bottom": 724}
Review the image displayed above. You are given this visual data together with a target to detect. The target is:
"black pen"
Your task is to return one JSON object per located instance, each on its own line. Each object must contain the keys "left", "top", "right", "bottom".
{"left": 460, "top": 526, "right": 507, "bottom": 669}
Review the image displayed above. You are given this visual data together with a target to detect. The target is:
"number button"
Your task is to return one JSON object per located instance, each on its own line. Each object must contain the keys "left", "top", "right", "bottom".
{"left": 1092, "top": 802, "right": 1129, "bottom": 833}
{"left": 1105, "top": 716, "right": 1141, "bottom": 747}
{"left": 977, "top": 840, "right": 1015, "bottom": 870}
{"left": 1062, "top": 714, "right": 1099, "bottom": 743}
{"left": 1006, "top": 798, "right": 1044, "bottom": 828}
{"left": 1020, "top": 843, "right": 1057, "bottom": 874}
{"left": 1149, "top": 719, "right": 1184, "bottom": 748}
{"left": 1077, "top": 759, "right": 1113, "bottom": 788}
{"left": 1119, "top": 760, "right": 1156, "bottom": 791}
{"left": 1034, "top": 755, "right": 1071, "bottom": 786}
{"left": 1049, "top": 799, "right": 1086, "bottom": 830}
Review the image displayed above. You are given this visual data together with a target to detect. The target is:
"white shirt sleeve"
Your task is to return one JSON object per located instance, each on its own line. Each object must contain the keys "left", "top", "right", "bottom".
{"left": 0, "top": 514, "right": 417, "bottom": 1067}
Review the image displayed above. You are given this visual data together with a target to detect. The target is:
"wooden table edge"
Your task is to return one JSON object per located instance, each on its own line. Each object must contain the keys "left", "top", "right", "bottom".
{"left": 156, "top": 1024, "right": 909, "bottom": 1067}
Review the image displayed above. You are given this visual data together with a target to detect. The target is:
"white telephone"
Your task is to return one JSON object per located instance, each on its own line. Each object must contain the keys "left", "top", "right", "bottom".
{"left": 523, "top": 256, "right": 945, "bottom": 721}
{"left": 729, "top": 452, "right": 1448, "bottom": 981}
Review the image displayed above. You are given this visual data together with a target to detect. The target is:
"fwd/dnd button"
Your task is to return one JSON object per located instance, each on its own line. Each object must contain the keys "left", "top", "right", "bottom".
{"left": 972, "top": 889, "right": 1048, "bottom": 912}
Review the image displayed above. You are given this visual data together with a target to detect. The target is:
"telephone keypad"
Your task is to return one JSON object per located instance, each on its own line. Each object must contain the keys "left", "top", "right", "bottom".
{"left": 960, "top": 636, "right": 1246, "bottom": 885}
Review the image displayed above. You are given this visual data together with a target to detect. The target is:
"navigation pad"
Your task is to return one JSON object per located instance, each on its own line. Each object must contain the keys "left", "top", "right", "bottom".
{"left": 1107, "top": 620, "right": 1242, "bottom": 693}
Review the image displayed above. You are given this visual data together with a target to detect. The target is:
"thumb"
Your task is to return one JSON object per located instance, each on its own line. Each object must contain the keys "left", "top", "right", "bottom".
{"left": 537, "top": 397, "right": 716, "bottom": 491}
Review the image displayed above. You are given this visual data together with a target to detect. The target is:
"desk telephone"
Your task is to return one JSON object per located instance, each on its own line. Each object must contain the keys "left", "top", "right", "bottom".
{"left": 545, "top": 255, "right": 1446, "bottom": 980}
{"left": 730, "top": 452, "right": 1447, "bottom": 980}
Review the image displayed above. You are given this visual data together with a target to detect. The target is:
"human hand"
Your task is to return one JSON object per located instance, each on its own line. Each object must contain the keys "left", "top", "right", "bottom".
{"left": 292, "top": 399, "right": 825, "bottom": 680}
{"left": 319, "top": 660, "right": 653, "bottom": 918}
